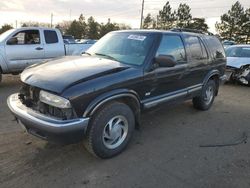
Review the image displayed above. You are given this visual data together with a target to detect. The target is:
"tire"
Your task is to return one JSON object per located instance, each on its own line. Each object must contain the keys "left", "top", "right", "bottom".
{"left": 193, "top": 79, "right": 216, "bottom": 111}
{"left": 84, "top": 101, "right": 135, "bottom": 158}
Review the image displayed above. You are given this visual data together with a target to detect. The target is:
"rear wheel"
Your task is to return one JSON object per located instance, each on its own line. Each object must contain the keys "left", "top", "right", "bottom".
{"left": 193, "top": 79, "right": 216, "bottom": 111}
{"left": 84, "top": 101, "right": 135, "bottom": 158}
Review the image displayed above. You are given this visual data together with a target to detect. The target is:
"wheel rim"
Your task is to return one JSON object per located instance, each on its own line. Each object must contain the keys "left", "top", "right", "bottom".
{"left": 102, "top": 115, "right": 129, "bottom": 149}
{"left": 204, "top": 85, "right": 214, "bottom": 104}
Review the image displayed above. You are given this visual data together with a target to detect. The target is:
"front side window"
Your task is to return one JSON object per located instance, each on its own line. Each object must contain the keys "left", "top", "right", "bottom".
{"left": 156, "top": 35, "right": 186, "bottom": 63}
{"left": 87, "top": 32, "right": 155, "bottom": 66}
{"left": 44, "top": 30, "right": 58, "bottom": 44}
{"left": 7, "top": 30, "right": 40, "bottom": 45}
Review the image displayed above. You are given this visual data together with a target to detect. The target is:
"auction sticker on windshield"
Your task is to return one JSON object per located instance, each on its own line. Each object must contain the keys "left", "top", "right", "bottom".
{"left": 128, "top": 35, "right": 146, "bottom": 41}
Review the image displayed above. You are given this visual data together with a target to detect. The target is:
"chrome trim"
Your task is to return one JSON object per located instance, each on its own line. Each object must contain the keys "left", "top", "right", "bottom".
{"left": 143, "top": 84, "right": 203, "bottom": 109}
{"left": 7, "top": 93, "right": 89, "bottom": 134}
{"left": 143, "top": 91, "right": 187, "bottom": 108}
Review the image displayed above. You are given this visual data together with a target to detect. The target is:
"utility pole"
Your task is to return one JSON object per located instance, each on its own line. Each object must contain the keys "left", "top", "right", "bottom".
{"left": 50, "top": 13, "right": 53, "bottom": 28}
{"left": 140, "top": 0, "right": 144, "bottom": 29}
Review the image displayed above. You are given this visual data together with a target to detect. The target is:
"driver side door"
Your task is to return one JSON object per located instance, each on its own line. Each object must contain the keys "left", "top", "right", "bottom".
{"left": 142, "top": 34, "right": 188, "bottom": 108}
{"left": 5, "top": 29, "right": 44, "bottom": 72}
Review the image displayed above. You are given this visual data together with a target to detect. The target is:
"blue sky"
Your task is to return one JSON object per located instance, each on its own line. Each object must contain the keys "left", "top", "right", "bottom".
{"left": 0, "top": 0, "right": 249, "bottom": 33}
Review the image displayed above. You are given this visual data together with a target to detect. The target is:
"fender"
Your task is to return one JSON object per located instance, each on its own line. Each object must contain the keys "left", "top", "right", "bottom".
{"left": 83, "top": 89, "right": 141, "bottom": 118}
{"left": 202, "top": 69, "right": 220, "bottom": 86}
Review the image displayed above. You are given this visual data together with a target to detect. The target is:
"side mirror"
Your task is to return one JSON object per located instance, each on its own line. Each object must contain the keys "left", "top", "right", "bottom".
{"left": 7, "top": 37, "right": 18, "bottom": 45}
{"left": 154, "top": 55, "right": 177, "bottom": 67}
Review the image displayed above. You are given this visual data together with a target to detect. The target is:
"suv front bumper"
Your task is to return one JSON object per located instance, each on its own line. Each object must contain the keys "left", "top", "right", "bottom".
{"left": 7, "top": 93, "right": 89, "bottom": 143}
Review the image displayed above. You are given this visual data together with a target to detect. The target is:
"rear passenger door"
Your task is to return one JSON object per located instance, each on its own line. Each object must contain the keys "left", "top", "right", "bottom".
{"left": 184, "top": 36, "right": 209, "bottom": 87}
{"left": 43, "top": 30, "right": 65, "bottom": 59}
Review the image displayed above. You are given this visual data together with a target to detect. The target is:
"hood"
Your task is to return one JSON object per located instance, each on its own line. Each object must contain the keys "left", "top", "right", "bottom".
{"left": 21, "top": 56, "right": 129, "bottom": 93}
{"left": 227, "top": 57, "right": 250, "bottom": 68}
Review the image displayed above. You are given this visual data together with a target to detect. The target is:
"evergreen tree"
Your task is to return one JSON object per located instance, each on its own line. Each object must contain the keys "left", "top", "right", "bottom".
{"left": 157, "top": 2, "right": 175, "bottom": 29}
{"left": 176, "top": 3, "right": 192, "bottom": 28}
{"left": 0, "top": 24, "right": 13, "bottom": 34}
{"left": 66, "top": 14, "right": 87, "bottom": 39}
{"left": 188, "top": 18, "right": 208, "bottom": 32}
{"left": 86, "top": 16, "right": 100, "bottom": 39}
{"left": 143, "top": 13, "right": 153, "bottom": 29}
{"left": 216, "top": 1, "right": 246, "bottom": 43}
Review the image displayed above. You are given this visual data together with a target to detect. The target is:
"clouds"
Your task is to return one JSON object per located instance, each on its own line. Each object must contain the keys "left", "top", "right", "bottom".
{"left": 0, "top": 0, "right": 249, "bottom": 31}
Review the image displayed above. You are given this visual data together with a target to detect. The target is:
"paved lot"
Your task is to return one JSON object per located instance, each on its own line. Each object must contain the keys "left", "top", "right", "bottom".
{"left": 1, "top": 75, "right": 250, "bottom": 188}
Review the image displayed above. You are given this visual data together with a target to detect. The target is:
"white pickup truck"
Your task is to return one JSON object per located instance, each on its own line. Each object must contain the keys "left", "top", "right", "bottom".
{"left": 0, "top": 27, "right": 93, "bottom": 82}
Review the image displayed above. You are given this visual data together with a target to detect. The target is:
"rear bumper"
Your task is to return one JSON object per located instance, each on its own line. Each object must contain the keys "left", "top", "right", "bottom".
{"left": 7, "top": 93, "right": 89, "bottom": 143}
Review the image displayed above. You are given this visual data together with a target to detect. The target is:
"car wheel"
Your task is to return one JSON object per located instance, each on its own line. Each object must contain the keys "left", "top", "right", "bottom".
{"left": 84, "top": 101, "right": 135, "bottom": 158}
{"left": 193, "top": 79, "right": 216, "bottom": 111}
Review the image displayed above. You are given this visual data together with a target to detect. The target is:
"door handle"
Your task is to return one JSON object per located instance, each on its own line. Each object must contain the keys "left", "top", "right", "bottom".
{"left": 35, "top": 47, "right": 43, "bottom": 50}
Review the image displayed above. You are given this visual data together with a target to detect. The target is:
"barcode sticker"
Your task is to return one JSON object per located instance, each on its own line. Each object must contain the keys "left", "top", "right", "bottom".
{"left": 128, "top": 35, "right": 146, "bottom": 41}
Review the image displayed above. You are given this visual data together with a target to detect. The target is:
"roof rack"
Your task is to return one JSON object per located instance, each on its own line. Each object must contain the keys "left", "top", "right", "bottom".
{"left": 170, "top": 28, "right": 214, "bottom": 36}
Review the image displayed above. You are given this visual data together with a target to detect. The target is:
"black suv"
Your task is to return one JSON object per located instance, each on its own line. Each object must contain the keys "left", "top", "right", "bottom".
{"left": 8, "top": 29, "right": 227, "bottom": 158}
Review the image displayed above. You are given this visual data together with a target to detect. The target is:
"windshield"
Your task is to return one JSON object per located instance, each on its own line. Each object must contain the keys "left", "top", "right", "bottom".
{"left": 226, "top": 46, "right": 250, "bottom": 58}
{"left": 86, "top": 32, "right": 155, "bottom": 66}
{"left": 0, "top": 29, "right": 15, "bottom": 43}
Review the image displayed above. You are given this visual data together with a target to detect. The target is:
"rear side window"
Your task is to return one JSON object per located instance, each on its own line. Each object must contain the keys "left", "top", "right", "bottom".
{"left": 205, "top": 36, "right": 225, "bottom": 59}
{"left": 156, "top": 35, "right": 186, "bottom": 63}
{"left": 186, "top": 36, "right": 207, "bottom": 60}
{"left": 44, "top": 30, "right": 58, "bottom": 44}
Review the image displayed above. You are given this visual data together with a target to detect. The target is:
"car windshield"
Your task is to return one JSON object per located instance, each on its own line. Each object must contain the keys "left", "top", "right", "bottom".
{"left": 86, "top": 32, "right": 155, "bottom": 66}
{"left": 0, "top": 29, "right": 15, "bottom": 42}
{"left": 226, "top": 46, "right": 250, "bottom": 58}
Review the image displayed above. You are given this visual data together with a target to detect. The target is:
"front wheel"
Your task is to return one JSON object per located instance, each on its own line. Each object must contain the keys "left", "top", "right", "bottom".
{"left": 193, "top": 79, "right": 216, "bottom": 111}
{"left": 84, "top": 101, "right": 135, "bottom": 158}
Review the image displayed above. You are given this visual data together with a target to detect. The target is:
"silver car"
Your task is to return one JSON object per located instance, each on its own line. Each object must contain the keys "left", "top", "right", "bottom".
{"left": 225, "top": 45, "right": 250, "bottom": 86}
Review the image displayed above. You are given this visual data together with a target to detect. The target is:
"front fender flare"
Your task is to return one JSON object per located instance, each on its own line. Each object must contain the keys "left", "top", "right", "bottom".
{"left": 83, "top": 89, "right": 141, "bottom": 118}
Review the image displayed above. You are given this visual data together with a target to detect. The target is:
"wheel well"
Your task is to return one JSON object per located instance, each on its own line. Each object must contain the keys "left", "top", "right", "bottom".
{"left": 89, "top": 96, "right": 141, "bottom": 129}
{"left": 209, "top": 74, "right": 219, "bottom": 96}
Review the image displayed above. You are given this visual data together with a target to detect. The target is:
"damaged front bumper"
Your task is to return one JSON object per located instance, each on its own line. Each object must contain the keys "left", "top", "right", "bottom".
{"left": 7, "top": 93, "right": 90, "bottom": 143}
{"left": 226, "top": 65, "right": 250, "bottom": 85}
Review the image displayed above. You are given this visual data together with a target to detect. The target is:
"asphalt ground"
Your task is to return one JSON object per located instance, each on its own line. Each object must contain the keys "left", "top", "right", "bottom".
{"left": 1, "top": 74, "right": 250, "bottom": 188}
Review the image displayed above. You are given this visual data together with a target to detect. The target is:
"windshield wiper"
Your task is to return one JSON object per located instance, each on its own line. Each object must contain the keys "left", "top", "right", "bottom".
{"left": 94, "top": 53, "right": 118, "bottom": 61}
{"left": 82, "top": 52, "right": 92, "bottom": 56}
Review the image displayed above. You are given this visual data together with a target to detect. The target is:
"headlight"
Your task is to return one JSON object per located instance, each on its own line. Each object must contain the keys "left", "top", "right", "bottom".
{"left": 39, "top": 90, "right": 71, "bottom": 109}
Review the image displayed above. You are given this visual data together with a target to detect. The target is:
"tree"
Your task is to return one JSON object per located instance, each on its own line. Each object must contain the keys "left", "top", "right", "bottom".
{"left": 99, "top": 18, "right": 120, "bottom": 37}
{"left": 242, "top": 8, "right": 250, "bottom": 43}
{"left": 55, "top": 21, "right": 72, "bottom": 34}
{"left": 176, "top": 3, "right": 192, "bottom": 28}
{"left": 216, "top": 1, "right": 246, "bottom": 43}
{"left": 157, "top": 2, "right": 176, "bottom": 29}
{"left": 21, "top": 21, "right": 50, "bottom": 27}
{"left": 143, "top": 13, "right": 153, "bottom": 29}
{"left": 188, "top": 18, "right": 208, "bottom": 32}
{"left": 0, "top": 24, "right": 13, "bottom": 34}
{"left": 86, "top": 16, "right": 100, "bottom": 39}
{"left": 65, "top": 14, "right": 87, "bottom": 38}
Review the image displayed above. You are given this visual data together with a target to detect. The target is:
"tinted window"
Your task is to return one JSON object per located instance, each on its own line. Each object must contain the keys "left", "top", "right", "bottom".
{"left": 199, "top": 39, "right": 208, "bottom": 59}
{"left": 44, "top": 30, "right": 58, "bottom": 44}
{"left": 186, "top": 36, "right": 204, "bottom": 60}
{"left": 205, "top": 36, "right": 225, "bottom": 59}
{"left": 156, "top": 35, "right": 186, "bottom": 63}
{"left": 8, "top": 30, "right": 40, "bottom": 45}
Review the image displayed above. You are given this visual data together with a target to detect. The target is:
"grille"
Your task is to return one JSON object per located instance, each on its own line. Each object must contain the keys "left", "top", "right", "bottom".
{"left": 19, "top": 83, "right": 76, "bottom": 120}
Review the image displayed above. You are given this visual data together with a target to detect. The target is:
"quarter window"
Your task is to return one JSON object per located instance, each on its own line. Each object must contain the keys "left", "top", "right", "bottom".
{"left": 44, "top": 30, "right": 58, "bottom": 44}
{"left": 156, "top": 35, "right": 186, "bottom": 63}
